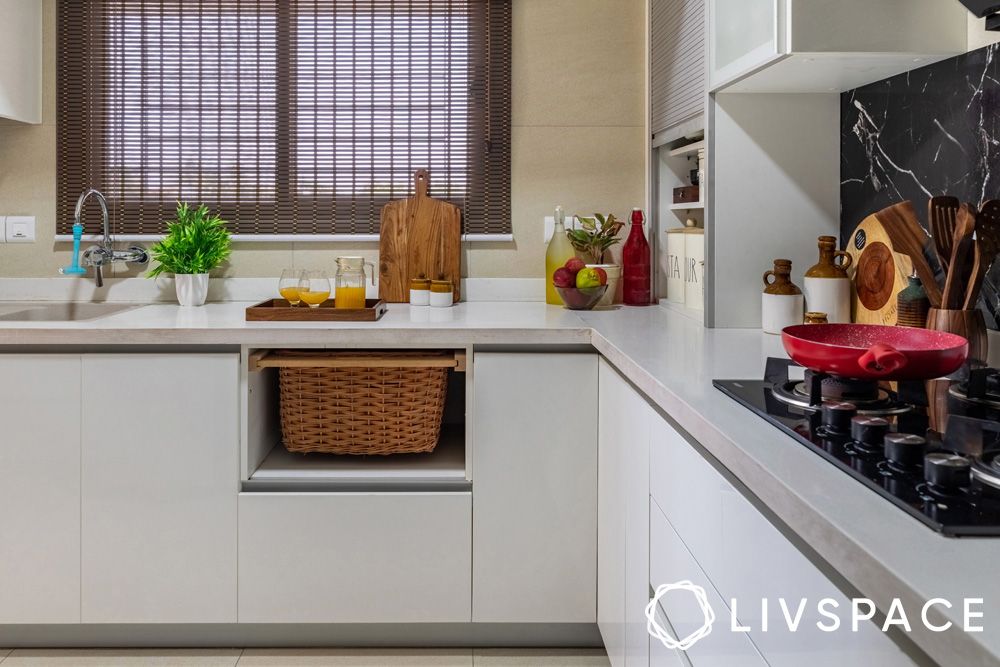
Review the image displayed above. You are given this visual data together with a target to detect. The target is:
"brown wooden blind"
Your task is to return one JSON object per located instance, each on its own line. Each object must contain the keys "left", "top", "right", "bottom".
{"left": 57, "top": 0, "right": 511, "bottom": 237}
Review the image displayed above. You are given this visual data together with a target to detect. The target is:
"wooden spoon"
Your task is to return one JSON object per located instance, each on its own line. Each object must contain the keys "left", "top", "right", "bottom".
{"left": 874, "top": 201, "right": 942, "bottom": 307}
{"left": 964, "top": 200, "right": 1000, "bottom": 309}
{"left": 929, "top": 196, "right": 959, "bottom": 274}
{"left": 942, "top": 203, "right": 977, "bottom": 309}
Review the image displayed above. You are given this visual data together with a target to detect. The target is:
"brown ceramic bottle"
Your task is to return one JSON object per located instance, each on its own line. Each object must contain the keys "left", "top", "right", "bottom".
{"left": 762, "top": 259, "right": 804, "bottom": 334}
{"left": 804, "top": 236, "right": 853, "bottom": 323}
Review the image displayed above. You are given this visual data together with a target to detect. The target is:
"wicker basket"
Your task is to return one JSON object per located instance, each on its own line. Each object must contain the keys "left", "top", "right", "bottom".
{"left": 274, "top": 350, "right": 453, "bottom": 455}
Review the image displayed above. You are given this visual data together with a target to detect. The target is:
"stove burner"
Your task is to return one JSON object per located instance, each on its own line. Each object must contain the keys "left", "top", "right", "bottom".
{"left": 772, "top": 380, "right": 910, "bottom": 415}
{"left": 950, "top": 368, "right": 1000, "bottom": 410}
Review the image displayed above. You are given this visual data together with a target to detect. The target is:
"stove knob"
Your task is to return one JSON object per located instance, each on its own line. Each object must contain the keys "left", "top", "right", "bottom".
{"left": 884, "top": 433, "right": 927, "bottom": 468}
{"left": 924, "top": 452, "right": 972, "bottom": 489}
{"left": 821, "top": 401, "right": 857, "bottom": 434}
{"left": 851, "top": 415, "right": 889, "bottom": 446}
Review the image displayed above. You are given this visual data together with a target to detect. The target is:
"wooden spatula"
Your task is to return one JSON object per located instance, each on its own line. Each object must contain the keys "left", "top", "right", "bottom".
{"left": 929, "top": 196, "right": 959, "bottom": 274}
{"left": 874, "top": 201, "right": 942, "bottom": 307}
{"left": 964, "top": 200, "right": 1000, "bottom": 309}
{"left": 942, "top": 203, "right": 977, "bottom": 309}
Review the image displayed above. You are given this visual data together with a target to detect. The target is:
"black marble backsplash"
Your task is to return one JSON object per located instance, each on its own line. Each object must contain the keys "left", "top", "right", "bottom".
{"left": 841, "top": 44, "right": 1000, "bottom": 329}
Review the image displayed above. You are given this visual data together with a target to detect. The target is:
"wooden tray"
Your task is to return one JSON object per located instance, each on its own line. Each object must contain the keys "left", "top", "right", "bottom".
{"left": 245, "top": 298, "right": 388, "bottom": 322}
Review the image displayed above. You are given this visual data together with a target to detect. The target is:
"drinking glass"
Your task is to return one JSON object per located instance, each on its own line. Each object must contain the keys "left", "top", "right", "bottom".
{"left": 278, "top": 269, "right": 305, "bottom": 306}
{"left": 299, "top": 270, "right": 332, "bottom": 308}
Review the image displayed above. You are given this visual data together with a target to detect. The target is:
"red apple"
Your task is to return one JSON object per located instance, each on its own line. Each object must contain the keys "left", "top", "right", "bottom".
{"left": 592, "top": 267, "right": 608, "bottom": 286}
{"left": 564, "top": 257, "right": 586, "bottom": 275}
{"left": 552, "top": 267, "right": 575, "bottom": 288}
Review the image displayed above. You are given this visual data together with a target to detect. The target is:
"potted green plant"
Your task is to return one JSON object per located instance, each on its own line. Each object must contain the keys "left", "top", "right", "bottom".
{"left": 569, "top": 213, "right": 624, "bottom": 306}
{"left": 147, "top": 203, "right": 232, "bottom": 307}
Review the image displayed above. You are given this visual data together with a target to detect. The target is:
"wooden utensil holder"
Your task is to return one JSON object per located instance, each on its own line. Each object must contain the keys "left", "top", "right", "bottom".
{"left": 925, "top": 308, "right": 988, "bottom": 367}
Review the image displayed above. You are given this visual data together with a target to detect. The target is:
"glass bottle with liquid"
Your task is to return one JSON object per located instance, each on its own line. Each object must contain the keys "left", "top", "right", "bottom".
{"left": 622, "top": 208, "right": 651, "bottom": 306}
{"left": 545, "top": 206, "right": 576, "bottom": 304}
{"left": 334, "top": 256, "right": 374, "bottom": 309}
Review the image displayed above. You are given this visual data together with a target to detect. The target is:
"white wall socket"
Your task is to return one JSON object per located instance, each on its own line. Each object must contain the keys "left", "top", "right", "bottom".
{"left": 4, "top": 216, "right": 35, "bottom": 243}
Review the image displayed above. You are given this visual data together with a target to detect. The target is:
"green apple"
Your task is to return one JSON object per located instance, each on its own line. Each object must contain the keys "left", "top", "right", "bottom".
{"left": 575, "top": 267, "right": 602, "bottom": 289}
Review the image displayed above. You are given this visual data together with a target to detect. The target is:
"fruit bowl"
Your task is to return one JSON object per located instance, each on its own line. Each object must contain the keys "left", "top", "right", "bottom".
{"left": 555, "top": 285, "right": 608, "bottom": 310}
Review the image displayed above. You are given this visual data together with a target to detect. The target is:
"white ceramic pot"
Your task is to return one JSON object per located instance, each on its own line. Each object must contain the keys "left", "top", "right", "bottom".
{"left": 586, "top": 264, "right": 621, "bottom": 307}
{"left": 174, "top": 273, "right": 210, "bottom": 307}
{"left": 762, "top": 292, "right": 804, "bottom": 334}
{"left": 665, "top": 231, "right": 686, "bottom": 304}
{"left": 804, "top": 276, "right": 851, "bottom": 324}
{"left": 684, "top": 232, "right": 705, "bottom": 311}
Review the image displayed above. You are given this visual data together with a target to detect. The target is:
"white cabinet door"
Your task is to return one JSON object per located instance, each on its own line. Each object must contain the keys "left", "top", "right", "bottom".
{"left": 473, "top": 353, "right": 598, "bottom": 622}
{"left": 239, "top": 492, "right": 471, "bottom": 623}
{"left": 599, "top": 360, "right": 653, "bottom": 667}
{"left": 0, "top": 355, "right": 81, "bottom": 623}
{"left": 718, "top": 485, "right": 917, "bottom": 667}
{"left": 650, "top": 501, "right": 768, "bottom": 667}
{"left": 709, "top": 0, "right": 782, "bottom": 89}
{"left": 81, "top": 354, "right": 239, "bottom": 623}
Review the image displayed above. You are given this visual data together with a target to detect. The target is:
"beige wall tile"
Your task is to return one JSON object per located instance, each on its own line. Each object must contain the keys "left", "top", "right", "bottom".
{"left": 0, "top": 0, "right": 646, "bottom": 280}
{"left": 512, "top": 0, "right": 645, "bottom": 128}
{"left": 467, "top": 124, "right": 646, "bottom": 278}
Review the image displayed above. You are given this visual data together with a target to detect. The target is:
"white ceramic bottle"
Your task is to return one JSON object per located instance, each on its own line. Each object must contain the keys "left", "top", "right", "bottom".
{"left": 803, "top": 236, "right": 853, "bottom": 324}
{"left": 762, "top": 259, "right": 804, "bottom": 334}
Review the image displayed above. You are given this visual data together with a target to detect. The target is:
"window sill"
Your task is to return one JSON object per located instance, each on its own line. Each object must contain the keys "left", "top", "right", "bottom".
{"left": 54, "top": 233, "right": 514, "bottom": 244}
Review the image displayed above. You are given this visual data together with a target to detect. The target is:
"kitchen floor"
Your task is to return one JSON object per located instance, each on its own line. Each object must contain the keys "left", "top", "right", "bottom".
{"left": 0, "top": 648, "right": 611, "bottom": 666}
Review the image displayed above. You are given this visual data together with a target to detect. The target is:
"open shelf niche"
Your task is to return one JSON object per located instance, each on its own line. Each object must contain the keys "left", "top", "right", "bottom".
{"left": 242, "top": 348, "right": 470, "bottom": 488}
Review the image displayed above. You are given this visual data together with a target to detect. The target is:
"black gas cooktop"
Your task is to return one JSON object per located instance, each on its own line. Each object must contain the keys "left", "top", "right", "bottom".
{"left": 714, "top": 359, "right": 1000, "bottom": 537}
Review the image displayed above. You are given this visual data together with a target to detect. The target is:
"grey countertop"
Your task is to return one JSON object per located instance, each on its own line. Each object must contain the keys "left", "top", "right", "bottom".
{"left": 0, "top": 300, "right": 993, "bottom": 665}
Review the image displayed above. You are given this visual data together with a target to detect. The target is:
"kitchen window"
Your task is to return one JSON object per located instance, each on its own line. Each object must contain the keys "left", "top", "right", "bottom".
{"left": 56, "top": 1, "right": 511, "bottom": 240}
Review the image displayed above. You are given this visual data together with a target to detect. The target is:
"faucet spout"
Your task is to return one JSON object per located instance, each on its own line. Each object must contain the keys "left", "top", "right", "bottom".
{"left": 71, "top": 188, "right": 146, "bottom": 287}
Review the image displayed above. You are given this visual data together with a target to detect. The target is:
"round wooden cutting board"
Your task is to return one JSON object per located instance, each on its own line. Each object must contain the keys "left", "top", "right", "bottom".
{"left": 845, "top": 213, "right": 914, "bottom": 326}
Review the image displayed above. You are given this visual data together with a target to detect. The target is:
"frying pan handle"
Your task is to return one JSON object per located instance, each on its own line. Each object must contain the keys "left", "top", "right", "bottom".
{"left": 857, "top": 343, "right": 908, "bottom": 377}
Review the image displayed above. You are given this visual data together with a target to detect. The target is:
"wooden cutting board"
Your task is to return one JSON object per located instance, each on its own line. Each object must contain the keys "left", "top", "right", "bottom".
{"left": 844, "top": 213, "right": 914, "bottom": 326}
{"left": 378, "top": 170, "right": 462, "bottom": 303}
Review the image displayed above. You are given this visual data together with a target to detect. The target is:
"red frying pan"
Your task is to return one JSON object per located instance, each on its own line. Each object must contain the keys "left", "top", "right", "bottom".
{"left": 781, "top": 324, "right": 969, "bottom": 381}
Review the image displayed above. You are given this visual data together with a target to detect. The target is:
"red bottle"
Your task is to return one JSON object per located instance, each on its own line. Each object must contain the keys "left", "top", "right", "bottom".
{"left": 622, "top": 208, "right": 651, "bottom": 305}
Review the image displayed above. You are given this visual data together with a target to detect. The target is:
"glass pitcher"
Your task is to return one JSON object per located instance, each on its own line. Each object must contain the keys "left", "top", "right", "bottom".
{"left": 334, "top": 256, "right": 375, "bottom": 309}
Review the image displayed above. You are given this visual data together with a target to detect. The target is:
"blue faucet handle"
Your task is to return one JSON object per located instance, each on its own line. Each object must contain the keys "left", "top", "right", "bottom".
{"left": 60, "top": 223, "right": 88, "bottom": 276}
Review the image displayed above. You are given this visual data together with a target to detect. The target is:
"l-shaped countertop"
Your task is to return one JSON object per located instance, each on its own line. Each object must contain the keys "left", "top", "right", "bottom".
{"left": 0, "top": 301, "right": 993, "bottom": 666}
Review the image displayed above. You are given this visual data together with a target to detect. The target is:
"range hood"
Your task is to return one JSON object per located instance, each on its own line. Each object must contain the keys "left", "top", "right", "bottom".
{"left": 958, "top": 0, "right": 1000, "bottom": 30}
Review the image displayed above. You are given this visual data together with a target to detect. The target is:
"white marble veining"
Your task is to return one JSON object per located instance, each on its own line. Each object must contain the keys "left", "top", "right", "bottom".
{"left": 0, "top": 301, "right": 995, "bottom": 664}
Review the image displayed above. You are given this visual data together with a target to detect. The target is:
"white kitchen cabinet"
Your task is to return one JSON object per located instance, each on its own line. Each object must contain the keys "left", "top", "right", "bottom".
{"left": 650, "top": 500, "right": 768, "bottom": 666}
{"left": 709, "top": 0, "right": 966, "bottom": 92}
{"left": 472, "top": 352, "right": 598, "bottom": 623}
{"left": 80, "top": 354, "right": 239, "bottom": 623}
{"left": 238, "top": 492, "right": 471, "bottom": 623}
{"left": 0, "top": 0, "right": 42, "bottom": 123}
{"left": 648, "top": 404, "right": 916, "bottom": 666}
{"left": 599, "top": 360, "right": 654, "bottom": 667}
{"left": 0, "top": 355, "right": 81, "bottom": 623}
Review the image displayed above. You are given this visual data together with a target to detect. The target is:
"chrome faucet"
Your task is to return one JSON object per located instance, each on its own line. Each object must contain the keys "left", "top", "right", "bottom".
{"left": 74, "top": 189, "right": 149, "bottom": 287}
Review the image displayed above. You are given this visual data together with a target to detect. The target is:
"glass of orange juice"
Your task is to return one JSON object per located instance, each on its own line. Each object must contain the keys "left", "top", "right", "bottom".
{"left": 278, "top": 269, "right": 305, "bottom": 305}
{"left": 299, "top": 270, "right": 332, "bottom": 308}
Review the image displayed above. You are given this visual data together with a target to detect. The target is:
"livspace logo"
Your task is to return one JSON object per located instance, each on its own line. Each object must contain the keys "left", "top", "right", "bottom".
{"left": 646, "top": 581, "right": 985, "bottom": 652}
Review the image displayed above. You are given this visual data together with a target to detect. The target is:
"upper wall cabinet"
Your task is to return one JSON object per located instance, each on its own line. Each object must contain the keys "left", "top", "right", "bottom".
{"left": 651, "top": 0, "right": 706, "bottom": 139}
{"left": 0, "top": 0, "right": 42, "bottom": 123}
{"left": 709, "top": 0, "right": 967, "bottom": 93}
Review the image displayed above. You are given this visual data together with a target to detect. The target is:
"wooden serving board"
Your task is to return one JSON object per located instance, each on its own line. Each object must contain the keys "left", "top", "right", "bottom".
{"left": 379, "top": 170, "right": 461, "bottom": 303}
{"left": 844, "top": 213, "right": 913, "bottom": 326}
{"left": 245, "top": 299, "right": 388, "bottom": 322}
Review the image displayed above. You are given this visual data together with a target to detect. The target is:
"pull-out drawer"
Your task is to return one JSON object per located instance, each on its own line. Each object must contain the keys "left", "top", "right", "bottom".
{"left": 650, "top": 499, "right": 767, "bottom": 667}
{"left": 238, "top": 492, "right": 471, "bottom": 623}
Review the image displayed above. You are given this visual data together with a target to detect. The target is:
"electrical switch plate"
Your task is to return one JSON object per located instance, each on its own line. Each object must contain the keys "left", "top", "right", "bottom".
{"left": 5, "top": 216, "right": 35, "bottom": 243}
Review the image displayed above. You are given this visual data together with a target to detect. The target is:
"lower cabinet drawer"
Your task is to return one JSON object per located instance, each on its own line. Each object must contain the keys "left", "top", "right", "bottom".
{"left": 238, "top": 492, "right": 472, "bottom": 623}
{"left": 649, "top": 499, "right": 767, "bottom": 667}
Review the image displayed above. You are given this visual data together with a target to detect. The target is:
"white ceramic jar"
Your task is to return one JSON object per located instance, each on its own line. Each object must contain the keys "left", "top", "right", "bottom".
{"left": 429, "top": 280, "right": 454, "bottom": 307}
{"left": 409, "top": 278, "right": 431, "bottom": 306}
{"left": 761, "top": 259, "right": 804, "bottom": 334}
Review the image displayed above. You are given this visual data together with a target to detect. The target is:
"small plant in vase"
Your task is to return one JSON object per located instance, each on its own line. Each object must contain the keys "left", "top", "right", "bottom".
{"left": 568, "top": 213, "right": 624, "bottom": 306}
{"left": 147, "top": 203, "right": 232, "bottom": 306}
